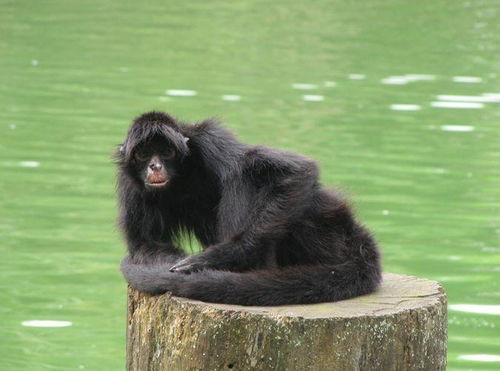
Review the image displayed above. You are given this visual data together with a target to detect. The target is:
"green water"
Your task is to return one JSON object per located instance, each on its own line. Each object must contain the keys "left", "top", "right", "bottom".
{"left": 1, "top": 0, "right": 499, "bottom": 369}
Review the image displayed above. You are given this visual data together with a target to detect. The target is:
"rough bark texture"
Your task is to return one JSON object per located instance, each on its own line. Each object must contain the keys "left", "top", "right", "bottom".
{"left": 126, "top": 273, "right": 447, "bottom": 371}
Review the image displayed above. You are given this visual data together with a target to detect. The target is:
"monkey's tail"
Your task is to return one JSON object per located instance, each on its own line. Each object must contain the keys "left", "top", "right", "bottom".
{"left": 121, "top": 258, "right": 382, "bottom": 306}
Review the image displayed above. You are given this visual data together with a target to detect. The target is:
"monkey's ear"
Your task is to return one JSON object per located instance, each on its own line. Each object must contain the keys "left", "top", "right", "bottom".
{"left": 113, "top": 143, "right": 126, "bottom": 163}
{"left": 178, "top": 136, "right": 190, "bottom": 160}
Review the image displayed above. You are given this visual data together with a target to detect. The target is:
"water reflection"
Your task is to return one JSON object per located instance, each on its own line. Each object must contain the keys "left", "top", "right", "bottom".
{"left": 431, "top": 101, "right": 484, "bottom": 109}
{"left": 0, "top": 0, "right": 499, "bottom": 370}
{"left": 450, "top": 304, "right": 500, "bottom": 315}
{"left": 390, "top": 104, "right": 421, "bottom": 111}
{"left": 452, "top": 76, "right": 483, "bottom": 83}
{"left": 22, "top": 320, "right": 72, "bottom": 328}
{"left": 165, "top": 89, "right": 198, "bottom": 96}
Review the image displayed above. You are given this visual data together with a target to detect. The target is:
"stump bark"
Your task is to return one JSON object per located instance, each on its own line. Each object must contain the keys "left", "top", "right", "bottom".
{"left": 126, "top": 273, "right": 447, "bottom": 371}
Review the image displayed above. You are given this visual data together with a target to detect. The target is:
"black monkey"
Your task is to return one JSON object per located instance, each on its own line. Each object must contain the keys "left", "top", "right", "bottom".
{"left": 117, "top": 111, "right": 381, "bottom": 306}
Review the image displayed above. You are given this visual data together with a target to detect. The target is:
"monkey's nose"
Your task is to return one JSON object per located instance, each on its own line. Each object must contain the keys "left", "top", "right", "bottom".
{"left": 149, "top": 162, "right": 162, "bottom": 171}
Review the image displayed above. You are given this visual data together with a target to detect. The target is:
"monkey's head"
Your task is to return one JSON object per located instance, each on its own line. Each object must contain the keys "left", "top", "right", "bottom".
{"left": 117, "top": 112, "right": 190, "bottom": 191}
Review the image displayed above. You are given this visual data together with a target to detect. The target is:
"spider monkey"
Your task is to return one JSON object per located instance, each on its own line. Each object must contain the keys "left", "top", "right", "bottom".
{"left": 117, "top": 111, "right": 381, "bottom": 306}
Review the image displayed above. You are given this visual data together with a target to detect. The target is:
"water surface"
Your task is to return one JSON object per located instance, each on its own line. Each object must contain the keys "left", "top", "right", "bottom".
{"left": 1, "top": 0, "right": 499, "bottom": 369}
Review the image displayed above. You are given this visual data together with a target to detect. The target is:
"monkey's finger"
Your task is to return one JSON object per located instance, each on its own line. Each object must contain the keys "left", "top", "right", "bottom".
{"left": 169, "top": 258, "right": 190, "bottom": 272}
{"left": 169, "top": 261, "right": 202, "bottom": 273}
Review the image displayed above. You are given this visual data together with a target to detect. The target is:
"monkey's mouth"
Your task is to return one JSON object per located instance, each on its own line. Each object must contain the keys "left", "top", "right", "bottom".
{"left": 147, "top": 180, "right": 168, "bottom": 188}
{"left": 146, "top": 175, "right": 169, "bottom": 188}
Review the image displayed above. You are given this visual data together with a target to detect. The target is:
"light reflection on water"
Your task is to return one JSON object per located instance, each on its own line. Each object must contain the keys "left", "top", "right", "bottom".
{"left": 431, "top": 101, "right": 485, "bottom": 109}
{"left": 0, "top": 0, "right": 499, "bottom": 370}
{"left": 453, "top": 76, "right": 483, "bottom": 83}
{"left": 458, "top": 354, "right": 500, "bottom": 362}
{"left": 165, "top": 89, "right": 198, "bottom": 97}
{"left": 441, "top": 125, "right": 475, "bottom": 132}
{"left": 22, "top": 320, "right": 72, "bottom": 328}
{"left": 390, "top": 104, "right": 421, "bottom": 111}
{"left": 302, "top": 95, "right": 325, "bottom": 102}
{"left": 292, "top": 83, "right": 318, "bottom": 89}
{"left": 437, "top": 94, "right": 500, "bottom": 102}
{"left": 450, "top": 304, "right": 500, "bottom": 315}
{"left": 221, "top": 94, "right": 242, "bottom": 102}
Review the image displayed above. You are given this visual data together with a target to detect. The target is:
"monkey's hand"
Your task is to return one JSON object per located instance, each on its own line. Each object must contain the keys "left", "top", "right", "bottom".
{"left": 169, "top": 254, "right": 212, "bottom": 273}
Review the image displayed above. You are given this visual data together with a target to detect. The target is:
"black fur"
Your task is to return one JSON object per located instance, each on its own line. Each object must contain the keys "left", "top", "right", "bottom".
{"left": 117, "top": 111, "right": 382, "bottom": 306}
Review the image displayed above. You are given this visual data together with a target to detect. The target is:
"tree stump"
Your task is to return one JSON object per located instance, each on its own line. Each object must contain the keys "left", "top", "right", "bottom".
{"left": 126, "top": 273, "right": 447, "bottom": 371}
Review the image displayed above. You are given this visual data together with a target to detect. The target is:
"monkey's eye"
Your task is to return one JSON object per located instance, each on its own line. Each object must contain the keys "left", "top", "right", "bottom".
{"left": 134, "top": 150, "right": 150, "bottom": 162}
{"left": 161, "top": 149, "right": 175, "bottom": 161}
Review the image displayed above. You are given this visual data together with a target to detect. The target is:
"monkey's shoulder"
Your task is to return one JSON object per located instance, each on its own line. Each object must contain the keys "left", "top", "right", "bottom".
{"left": 243, "top": 145, "right": 318, "bottom": 177}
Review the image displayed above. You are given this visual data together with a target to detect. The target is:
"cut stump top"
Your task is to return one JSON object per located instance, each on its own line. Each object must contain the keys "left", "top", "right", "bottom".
{"left": 170, "top": 272, "right": 445, "bottom": 319}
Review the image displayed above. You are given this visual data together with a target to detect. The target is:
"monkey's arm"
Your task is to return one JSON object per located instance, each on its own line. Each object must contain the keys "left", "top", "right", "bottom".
{"left": 120, "top": 189, "right": 186, "bottom": 265}
{"left": 171, "top": 149, "right": 318, "bottom": 273}
{"left": 125, "top": 239, "right": 186, "bottom": 265}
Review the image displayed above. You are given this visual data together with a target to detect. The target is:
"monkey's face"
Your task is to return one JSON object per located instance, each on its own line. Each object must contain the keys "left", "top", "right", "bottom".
{"left": 131, "top": 137, "right": 177, "bottom": 191}
{"left": 118, "top": 112, "right": 190, "bottom": 191}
